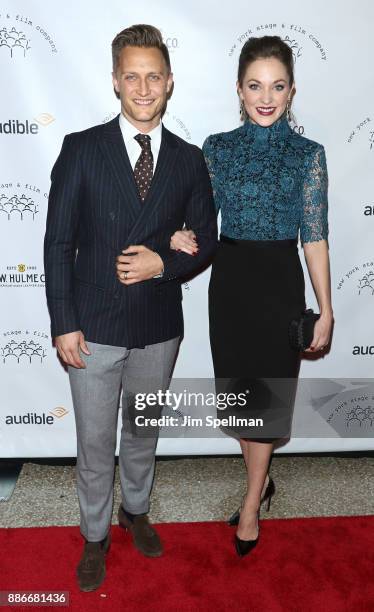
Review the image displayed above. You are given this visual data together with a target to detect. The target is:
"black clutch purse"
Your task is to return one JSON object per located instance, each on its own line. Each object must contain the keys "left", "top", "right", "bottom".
{"left": 289, "top": 309, "right": 320, "bottom": 351}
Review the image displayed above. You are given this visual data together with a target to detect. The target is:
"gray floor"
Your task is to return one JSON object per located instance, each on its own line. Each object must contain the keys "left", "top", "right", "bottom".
{"left": 0, "top": 455, "right": 373, "bottom": 528}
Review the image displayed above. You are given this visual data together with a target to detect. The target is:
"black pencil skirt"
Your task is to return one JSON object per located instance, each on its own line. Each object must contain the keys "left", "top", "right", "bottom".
{"left": 208, "top": 235, "right": 306, "bottom": 439}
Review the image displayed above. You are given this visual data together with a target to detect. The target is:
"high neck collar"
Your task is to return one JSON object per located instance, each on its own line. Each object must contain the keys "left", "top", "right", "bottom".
{"left": 243, "top": 114, "right": 292, "bottom": 143}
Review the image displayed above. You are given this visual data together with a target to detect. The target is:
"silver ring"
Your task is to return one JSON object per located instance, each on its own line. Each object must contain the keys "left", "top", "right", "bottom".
{"left": 122, "top": 271, "right": 128, "bottom": 280}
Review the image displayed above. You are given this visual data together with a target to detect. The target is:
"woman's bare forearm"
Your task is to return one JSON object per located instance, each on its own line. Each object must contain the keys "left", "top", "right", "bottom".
{"left": 303, "top": 239, "right": 333, "bottom": 317}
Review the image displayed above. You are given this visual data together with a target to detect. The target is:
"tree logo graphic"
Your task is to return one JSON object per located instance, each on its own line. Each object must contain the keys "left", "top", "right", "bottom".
{"left": 0, "top": 27, "right": 31, "bottom": 58}
{"left": 1, "top": 339, "right": 47, "bottom": 364}
{"left": 0, "top": 194, "right": 39, "bottom": 221}
{"left": 346, "top": 405, "right": 374, "bottom": 428}
{"left": 282, "top": 35, "right": 303, "bottom": 61}
{"left": 358, "top": 271, "right": 374, "bottom": 295}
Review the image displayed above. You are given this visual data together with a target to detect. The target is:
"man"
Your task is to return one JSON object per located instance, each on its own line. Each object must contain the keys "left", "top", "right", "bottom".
{"left": 44, "top": 24, "right": 217, "bottom": 592}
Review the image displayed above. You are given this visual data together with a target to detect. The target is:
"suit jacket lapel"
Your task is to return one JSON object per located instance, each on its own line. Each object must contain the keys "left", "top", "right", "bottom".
{"left": 97, "top": 117, "right": 180, "bottom": 245}
{"left": 126, "top": 125, "right": 180, "bottom": 243}
{"left": 97, "top": 115, "right": 141, "bottom": 223}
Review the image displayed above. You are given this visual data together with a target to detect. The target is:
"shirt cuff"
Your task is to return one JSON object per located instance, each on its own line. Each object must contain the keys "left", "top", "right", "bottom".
{"left": 152, "top": 251, "right": 164, "bottom": 278}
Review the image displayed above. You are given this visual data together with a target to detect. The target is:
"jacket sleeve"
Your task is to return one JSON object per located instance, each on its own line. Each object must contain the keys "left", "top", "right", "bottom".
{"left": 155, "top": 147, "right": 218, "bottom": 282}
{"left": 43, "top": 134, "right": 81, "bottom": 337}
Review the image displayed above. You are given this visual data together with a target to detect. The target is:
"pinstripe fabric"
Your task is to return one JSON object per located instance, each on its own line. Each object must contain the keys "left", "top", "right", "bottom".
{"left": 44, "top": 115, "right": 218, "bottom": 348}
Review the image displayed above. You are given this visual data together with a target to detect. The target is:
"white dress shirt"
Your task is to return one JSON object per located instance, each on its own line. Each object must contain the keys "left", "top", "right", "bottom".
{"left": 119, "top": 112, "right": 162, "bottom": 171}
{"left": 118, "top": 112, "right": 164, "bottom": 277}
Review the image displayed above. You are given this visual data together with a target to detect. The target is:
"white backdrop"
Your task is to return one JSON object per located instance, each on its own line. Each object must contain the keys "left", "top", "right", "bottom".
{"left": 1, "top": 0, "right": 373, "bottom": 456}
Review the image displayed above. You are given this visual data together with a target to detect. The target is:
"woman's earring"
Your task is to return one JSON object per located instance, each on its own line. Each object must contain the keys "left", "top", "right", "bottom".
{"left": 240, "top": 100, "right": 245, "bottom": 120}
{"left": 286, "top": 99, "right": 292, "bottom": 123}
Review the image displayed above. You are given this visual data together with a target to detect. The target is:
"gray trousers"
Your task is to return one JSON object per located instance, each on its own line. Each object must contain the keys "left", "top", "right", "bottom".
{"left": 68, "top": 336, "right": 180, "bottom": 542}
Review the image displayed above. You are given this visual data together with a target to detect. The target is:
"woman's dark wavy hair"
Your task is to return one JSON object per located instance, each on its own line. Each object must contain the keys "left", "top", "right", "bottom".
{"left": 237, "top": 35, "right": 294, "bottom": 86}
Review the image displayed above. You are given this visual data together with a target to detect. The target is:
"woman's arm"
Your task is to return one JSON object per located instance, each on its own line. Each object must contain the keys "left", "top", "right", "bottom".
{"left": 303, "top": 239, "right": 334, "bottom": 352}
{"left": 300, "top": 144, "right": 333, "bottom": 352}
{"left": 169, "top": 135, "right": 218, "bottom": 256}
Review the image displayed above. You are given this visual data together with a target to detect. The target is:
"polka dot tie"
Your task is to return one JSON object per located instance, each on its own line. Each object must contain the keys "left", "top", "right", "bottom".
{"left": 133, "top": 133, "right": 154, "bottom": 201}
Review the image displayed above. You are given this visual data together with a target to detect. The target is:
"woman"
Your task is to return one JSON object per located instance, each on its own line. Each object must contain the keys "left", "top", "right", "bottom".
{"left": 170, "top": 36, "right": 333, "bottom": 557}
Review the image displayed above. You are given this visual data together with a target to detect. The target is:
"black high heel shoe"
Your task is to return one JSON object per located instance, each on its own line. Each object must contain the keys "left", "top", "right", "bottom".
{"left": 234, "top": 511, "right": 259, "bottom": 557}
{"left": 228, "top": 476, "right": 275, "bottom": 526}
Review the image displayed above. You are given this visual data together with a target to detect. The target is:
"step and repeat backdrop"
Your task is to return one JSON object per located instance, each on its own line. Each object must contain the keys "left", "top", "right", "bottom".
{"left": 1, "top": 0, "right": 373, "bottom": 456}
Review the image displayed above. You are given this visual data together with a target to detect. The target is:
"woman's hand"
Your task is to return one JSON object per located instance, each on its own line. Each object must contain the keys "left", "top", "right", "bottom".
{"left": 170, "top": 229, "right": 198, "bottom": 255}
{"left": 304, "top": 311, "right": 334, "bottom": 353}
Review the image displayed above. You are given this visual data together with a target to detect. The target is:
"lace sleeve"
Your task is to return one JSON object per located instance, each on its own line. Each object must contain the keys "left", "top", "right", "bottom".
{"left": 202, "top": 137, "right": 220, "bottom": 214}
{"left": 300, "top": 145, "right": 329, "bottom": 244}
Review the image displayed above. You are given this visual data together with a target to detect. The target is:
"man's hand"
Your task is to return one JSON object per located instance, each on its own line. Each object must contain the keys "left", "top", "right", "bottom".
{"left": 116, "top": 245, "right": 164, "bottom": 285}
{"left": 55, "top": 330, "right": 90, "bottom": 368}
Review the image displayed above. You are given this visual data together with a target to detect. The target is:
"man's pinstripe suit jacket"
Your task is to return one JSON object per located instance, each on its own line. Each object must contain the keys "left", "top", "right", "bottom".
{"left": 44, "top": 114, "right": 217, "bottom": 348}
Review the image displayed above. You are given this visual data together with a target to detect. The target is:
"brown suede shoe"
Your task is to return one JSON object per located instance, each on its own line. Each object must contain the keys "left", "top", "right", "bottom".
{"left": 118, "top": 504, "right": 163, "bottom": 557}
{"left": 76, "top": 532, "right": 111, "bottom": 592}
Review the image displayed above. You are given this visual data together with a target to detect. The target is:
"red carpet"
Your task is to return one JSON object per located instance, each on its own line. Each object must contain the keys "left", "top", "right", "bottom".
{"left": 1, "top": 516, "right": 374, "bottom": 612}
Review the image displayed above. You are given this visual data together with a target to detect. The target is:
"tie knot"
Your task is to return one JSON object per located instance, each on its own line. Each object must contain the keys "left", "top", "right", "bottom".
{"left": 134, "top": 133, "right": 151, "bottom": 150}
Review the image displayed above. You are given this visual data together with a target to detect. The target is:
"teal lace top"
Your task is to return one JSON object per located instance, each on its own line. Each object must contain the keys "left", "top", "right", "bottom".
{"left": 202, "top": 116, "right": 328, "bottom": 244}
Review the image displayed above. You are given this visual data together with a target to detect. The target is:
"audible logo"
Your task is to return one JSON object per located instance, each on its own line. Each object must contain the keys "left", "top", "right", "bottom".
{"left": 50, "top": 407, "right": 69, "bottom": 418}
{"left": 352, "top": 346, "right": 374, "bottom": 356}
{"left": 364, "top": 204, "right": 374, "bottom": 216}
{"left": 4, "top": 407, "right": 69, "bottom": 425}
{"left": 5, "top": 412, "right": 54, "bottom": 425}
{"left": 0, "top": 119, "right": 38, "bottom": 134}
{"left": 35, "top": 113, "right": 55, "bottom": 126}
